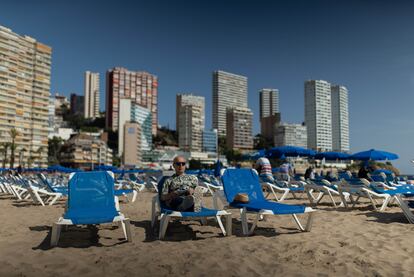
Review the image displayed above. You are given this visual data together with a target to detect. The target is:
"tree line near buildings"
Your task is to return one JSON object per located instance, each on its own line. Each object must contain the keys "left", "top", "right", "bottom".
{"left": 0, "top": 128, "right": 44, "bottom": 168}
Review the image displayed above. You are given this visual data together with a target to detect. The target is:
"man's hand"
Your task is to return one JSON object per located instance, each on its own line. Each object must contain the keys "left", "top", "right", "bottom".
{"left": 187, "top": 187, "right": 194, "bottom": 195}
{"left": 161, "top": 191, "right": 178, "bottom": 202}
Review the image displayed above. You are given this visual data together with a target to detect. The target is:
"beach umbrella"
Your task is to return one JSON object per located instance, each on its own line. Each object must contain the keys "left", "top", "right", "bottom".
{"left": 351, "top": 149, "right": 399, "bottom": 161}
{"left": 266, "top": 146, "right": 316, "bottom": 158}
{"left": 315, "top": 151, "right": 351, "bottom": 160}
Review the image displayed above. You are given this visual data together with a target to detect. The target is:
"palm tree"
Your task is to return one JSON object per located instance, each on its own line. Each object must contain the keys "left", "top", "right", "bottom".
{"left": 1, "top": 142, "right": 10, "bottom": 168}
{"left": 9, "top": 128, "right": 20, "bottom": 168}
{"left": 32, "top": 146, "right": 44, "bottom": 167}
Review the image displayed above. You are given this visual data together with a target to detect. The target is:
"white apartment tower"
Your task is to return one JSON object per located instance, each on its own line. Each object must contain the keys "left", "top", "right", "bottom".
{"left": 176, "top": 94, "right": 205, "bottom": 152}
{"left": 331, "top": 85, "right": 350, "bottom": 152}
{"left": 304, "top": 80, "right": 333, "bottom": 151}
{"left": 84, "top": 71, "right": 100, "bottom": 119}
{"left": 0, "top": 26, "right": 52, "bottom": 167}
{"left": 259, "top": 88, "right": 279, "bottom": 119}
{"left": 213, "top": 70, "right": 247, "bottom": 135}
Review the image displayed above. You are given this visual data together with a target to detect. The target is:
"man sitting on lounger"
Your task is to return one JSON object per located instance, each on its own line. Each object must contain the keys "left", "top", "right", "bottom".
{"left": 161, "top": 156, "right": 203, "bottom": 212}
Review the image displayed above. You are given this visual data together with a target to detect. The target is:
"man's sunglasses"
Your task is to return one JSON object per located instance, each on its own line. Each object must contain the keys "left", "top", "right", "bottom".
{"left": 174, "top": 162, "right": 186, "bottom": 166}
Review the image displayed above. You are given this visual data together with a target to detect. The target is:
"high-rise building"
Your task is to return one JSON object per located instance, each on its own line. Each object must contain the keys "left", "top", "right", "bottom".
{"left": 202, "top": 129, "right": 218, "bottom": 153}
{"left": 260, "top": 113, "right": 281, "bottom": 143}
{"left": 84, "top": 71, "right": 100, "bottom": 119}
{"left": 226, "top": 107, "right": 253, "bottom": 150}
{"left": 131, "top": 103, "right": 152, "bottom": 160}
{"left": 305, "top": 80, "right": 350, "bottom": 152}
{"left": 213, "top": 70, "right": 247, "bottom": 135}
{"left": 259, "top": 88, "right": 279, "bottom": 119}
{"left": 331, "top": 85, "right": 350, "bottom": 152}
{"left": 176, "top": 94, "right": 205, "bottom": 152}
{"left": 274, "top": 123, "right": 307, "bottom": 148}
{"left": 70, "top": 93, "right": 84, "bottom": 116}
{"left": 0, "top": 26, "right": 52, "bottom": 167}
{"left": 106, "top": 67, "right": 158, "bottom": 135}
{"left": 48, "top": 98, "right": 55, "bottom": 136}
{"left": 123, "top": 122, "right": 141, "bottom": 166}
{"left": 118, "top": 98, "right": 132, "bottom": 156}
{"left": 117, "top": 99, "right": 152, "bottom": 161}
{"left": 304, "top": 80, "right": 333, "bottom": 151}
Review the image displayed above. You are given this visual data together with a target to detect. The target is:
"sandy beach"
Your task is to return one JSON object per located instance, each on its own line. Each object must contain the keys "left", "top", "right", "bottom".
{"left": 0, "top": 191, "right": 413, "bottom": 277}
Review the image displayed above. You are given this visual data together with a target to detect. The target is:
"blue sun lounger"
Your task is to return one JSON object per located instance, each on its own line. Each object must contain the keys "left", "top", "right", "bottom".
{"left": 221, "top": 169, "right": 315, "bottom": 236}
{"left": 50, "top": 171, "right": 132, "bottom": 246}
{"left": 151, "top": 176, "right": 232, "bottom": 239}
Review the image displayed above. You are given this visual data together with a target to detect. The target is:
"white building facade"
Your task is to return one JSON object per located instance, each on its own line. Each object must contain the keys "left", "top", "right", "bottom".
{"left": 212, "top": 70, "right": 247, "bottom": 135}
{"left": 331, "top": 85, "right": 350, "bottom": 152}
{"left": 259, "top": 88, "right": 279, "bottom": 119}
{"left": 274, "top": 123, "right": 307, "bottom": 148}
{"left": 176, "top": 94, "right": 205, "bottom": 152}
{"left": 305, "top": 80, "right": 333, "bottom": 151}
{"left": 84, "top": 71, "right": 100, "bottom": 119}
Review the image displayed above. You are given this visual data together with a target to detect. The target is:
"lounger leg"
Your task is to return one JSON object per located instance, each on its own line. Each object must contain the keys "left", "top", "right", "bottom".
{"left": 248, "top": 214, "right": 259, "bottom": 235}
{"left": 379, "top": 196, "right": 391, "bottom": 212}
{"left": 327, "top": 191, "right": 337, "bottom": 208}
{"left": 306, "top": 188, "right": 316, "bottom": 206}
{"left": 292, "top": 214, "right": 305, "bottom": 231}
{"left": 159, "top": 214, "right": 170, "bottom": 240}
{"left": 280, "top": 189, "right": 289, "bottom": 202}
{"left": 240, "top": 208, "right": 248, "bottom": 236}
{"left": 151, "top": 200, "right": 158, "bottom": 228}
{"left": 123, "top": 219, "right": 132, "bottom": 242}
{"left": 305, "top": 212, "right": 314, "bottom": 231}
{"left": 315, "top": 192, "right": 325, "bottom": 204}
{"left": 225, "top": 214, "right": 232, "bottom": 236}
{"left": 270, "top": 186, "right": 280, "bottom": 202}
{"left": 115, "top": 196, "right": 120, "bottom": 211}
{"left": 48, "top": 194, "right": 61, "bottom": 206}
{"left": 216, "top": 215, "right": 226, "bottom": 236}
{"left": 50, "top": 223, "right": 62, "bottom": 247}
{"left": 131, "top": 191, "right": 138, "bottom": 203}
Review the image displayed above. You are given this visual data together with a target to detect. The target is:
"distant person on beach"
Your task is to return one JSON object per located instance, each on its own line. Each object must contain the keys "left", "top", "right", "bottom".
{"left": 161, "top": 156, "right": 203, "bottom": 212}
{"left": 304, "top": 166, "right": 315, "bottom": 180}
{"left": 358, "top": 166, "right": 369, "bottom": 179}
{"left": 255, "top": 157, "right": 274, "bottom": 183}
{"left": 279, "top": 162, "right": 293, "bottom": 181}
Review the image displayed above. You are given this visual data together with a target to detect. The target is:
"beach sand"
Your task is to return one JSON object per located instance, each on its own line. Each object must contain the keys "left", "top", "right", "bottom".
{"left": 0, "top": 191, "right": 413, "bottom": 276}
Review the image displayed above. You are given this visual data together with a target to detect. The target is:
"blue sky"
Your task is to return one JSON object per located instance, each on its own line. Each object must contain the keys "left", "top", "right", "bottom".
{"left": 2, "top": 0, "right": 414, "bottom": 173}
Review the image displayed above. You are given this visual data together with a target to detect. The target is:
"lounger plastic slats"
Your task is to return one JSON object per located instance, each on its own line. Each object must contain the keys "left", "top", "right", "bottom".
{"left": 222, "top": 169, "right": 306, "bottom": 214}
{"left": 63, "top": 172, "right": 118, "bottom": 224}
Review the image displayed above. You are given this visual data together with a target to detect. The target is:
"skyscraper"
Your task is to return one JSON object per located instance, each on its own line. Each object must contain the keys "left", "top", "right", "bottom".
{"left": 304, "top": 80, "right": 332, "bottom": 151}
{"left": 0, "top": 25, "right": 52, "bottom": 167}
{"left": 117, "top": 98, "right": 152, "bottom": 162}
{"left": 305, "top": 80, "right": 350, "bottom": 152}
{"left": 70, "top": 93, "right": 85, "bottom": 116}
{"left": 84, "top": 71, "right": 100, "bottom": 119}
{"left": 176, "top": 94, "right": 205, "bottom": 152}
{"left": 106, "top": 67, "right": 158, "bottom": 135}
{"left": 213, "top": 70, "right": 247, "bottom": 136}
{"left": 331, "top": 85, "right": 350, "bottom": 152}
{"left": 226, "top": 107, "right": 253, "bottom": 150}
{"left": 259, "top": 88, "right": 279, "bottom": 119}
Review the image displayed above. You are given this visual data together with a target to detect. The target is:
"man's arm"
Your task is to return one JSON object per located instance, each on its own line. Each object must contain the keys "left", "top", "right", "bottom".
{"left": 160, "top": 178, "right": 178, "bottom": 201}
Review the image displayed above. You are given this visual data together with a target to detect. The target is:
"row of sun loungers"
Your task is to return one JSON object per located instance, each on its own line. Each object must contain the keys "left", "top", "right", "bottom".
{"left": 1, "top": 168, "right": 413, "bottom": 247}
